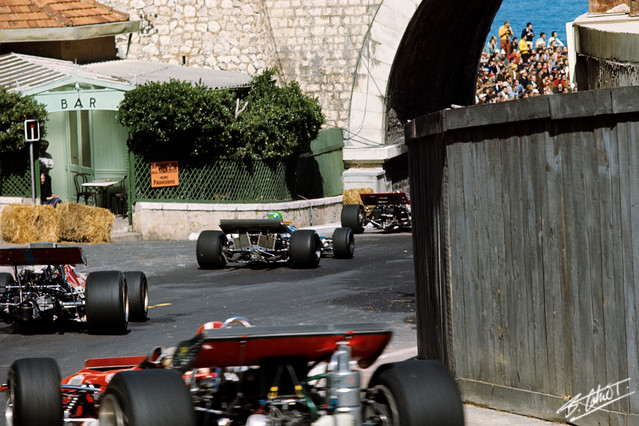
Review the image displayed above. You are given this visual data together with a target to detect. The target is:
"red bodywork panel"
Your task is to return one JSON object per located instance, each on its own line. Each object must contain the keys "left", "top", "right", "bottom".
{"left": 360, "top": 192, "right": 410, "bottom": 205}
{"left": 175, "top": 323, "right": 393, "bottom": 370}
{"left": 0, "top": 247, "right": 86, "bottom": 266}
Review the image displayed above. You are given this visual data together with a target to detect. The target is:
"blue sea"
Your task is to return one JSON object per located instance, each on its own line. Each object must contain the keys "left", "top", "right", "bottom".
{"left": 487, "top": 0, "right": 589, "bottom": 45}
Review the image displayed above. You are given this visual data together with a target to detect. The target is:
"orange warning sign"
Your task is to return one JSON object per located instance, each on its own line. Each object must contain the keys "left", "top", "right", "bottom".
{"left": 150, "top": 161, "right": 179, "bottom": 188}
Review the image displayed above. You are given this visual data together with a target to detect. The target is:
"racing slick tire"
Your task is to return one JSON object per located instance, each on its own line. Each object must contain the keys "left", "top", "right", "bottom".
{"left": 124, "top": 271, "right": 149, "bottom": 322}
{"left": 341, "top": 204, "right": 365, "bottom": 234}
{"left": 6, "top": 358, "right": 63, "bottom": 426}
{"left": 289, "top": 230, "right": 321, "bottom": 268}
{"left": 99, "top": 369, "right": 196, "bottom": 426}
{"left": 365, "top": 359, "right": 464, "bottom": 426}
{"left": 0, "top": 272, "right": 14, "bottom": 290}
{"left": 332, "top": 227, "right": 355, "bottom": 259}
{"left": 85, "top": 271, "right": 128, "bottom": 334}
{"left": 196, "top": 230, "right": 228, "bottom": 269}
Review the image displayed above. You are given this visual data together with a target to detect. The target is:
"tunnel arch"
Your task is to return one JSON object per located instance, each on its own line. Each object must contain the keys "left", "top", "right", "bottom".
{"left": 347, "top": 0, "right": 503, "bottom": 148}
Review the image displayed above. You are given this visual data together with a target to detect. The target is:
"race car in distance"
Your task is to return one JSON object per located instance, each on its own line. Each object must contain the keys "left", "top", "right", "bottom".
{"left": 1, "top": 316, "right": 465, "bottom": 426}
{"left": 0, "top": 243, "right": 148, "bottom": 334}
{"left": 341, "top": 192, "right": 412, "bottom": 233}
{"left": 196, "top": 218, "right": 355, "bottom": 269}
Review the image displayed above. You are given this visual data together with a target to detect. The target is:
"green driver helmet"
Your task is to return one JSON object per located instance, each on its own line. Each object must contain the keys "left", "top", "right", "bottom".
{"left": 264, "top": 211, "right": 283, "bottom": 221}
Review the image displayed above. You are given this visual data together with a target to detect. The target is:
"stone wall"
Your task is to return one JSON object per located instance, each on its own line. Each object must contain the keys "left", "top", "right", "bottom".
{"left": 103, "top": 0, "right": 382, "bottom": 129}
{"left": 132, "top": 196, "right": 343, "bottom": 240}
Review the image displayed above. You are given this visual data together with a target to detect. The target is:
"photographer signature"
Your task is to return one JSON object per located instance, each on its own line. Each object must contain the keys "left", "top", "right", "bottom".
{"left": 557, "top": 378, "right": 634, "bottom": 422}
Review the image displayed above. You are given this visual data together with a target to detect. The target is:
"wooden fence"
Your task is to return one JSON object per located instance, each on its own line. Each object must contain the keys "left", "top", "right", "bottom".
{"left": 405, "top": 86, "right": 639, "bottom": 425}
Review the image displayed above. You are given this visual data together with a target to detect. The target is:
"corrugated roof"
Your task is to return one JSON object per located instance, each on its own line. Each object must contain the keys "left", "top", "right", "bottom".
{"left": 0, "top": 52, "right": 131, "bottom": 92}
{"left": 82, "top": 60, "right": 253, "bottom": 90}
{"left": 0, "top": 0, "right": 129, "bottom": 29}
{"left": 0, "top": 53, "right": 253, "bottom": 94}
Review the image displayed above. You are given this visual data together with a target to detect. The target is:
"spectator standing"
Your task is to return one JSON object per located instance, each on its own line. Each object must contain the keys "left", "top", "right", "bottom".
{"left": 38, "top": 140, "right": 54, "bottom": 175}
{"left": 521, "top": 22, "right": 534, "bottom": 50}
{"left": 518, "top": 38, "right": 531, "bottom": 64}
{"left": 498, "top": 20, "right": 513, "bottom": 56}
{"left": 484, "top": 36, "right": 497, "bottom": 56}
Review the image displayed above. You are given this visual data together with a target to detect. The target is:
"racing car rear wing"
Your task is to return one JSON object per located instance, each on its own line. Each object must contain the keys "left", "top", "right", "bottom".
{"left": 220, "top": 218, "right": 291, "bottom": 235}
{"left": 172, "top": 322, "right": 393, "bottom": 371}
{"left": 0, "top": 246, "right": 86, "bottom": 266}
{"left": 360, "top": 192, "right": 410, "bottom": 205}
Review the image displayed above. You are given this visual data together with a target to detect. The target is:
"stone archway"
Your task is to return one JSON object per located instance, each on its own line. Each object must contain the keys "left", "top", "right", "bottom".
{"left": 344, "top": 0, "right": 502, "bottom": 190}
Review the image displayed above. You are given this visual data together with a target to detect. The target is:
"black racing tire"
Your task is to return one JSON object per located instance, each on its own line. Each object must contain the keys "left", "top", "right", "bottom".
{"left": 7, "top": 358, "right": 63, "bottom": 426}
{"left": 99, "top": 369, "right": 196, "bottom": 426}
{"left": 341, "top": 204, "right": 365, "bottom": 234}
{"left": 0, "top": 272, "right": 14, "bottom": 290}
{"left": 124, "top": 271, "right": 149, "bottom": 322}
{"left": 85, "top": 271, "right": 128, "bottom": 334}
{"left": 196, "top": 230, "right": 228, "bottom": 269}
{"left": 289, "top": 230, "right": 321, "bottom": 268}
{"left": 332, "top": 227, "right": 355, "bottom": 259}
{"left": 365, "top": 359, "right": 464, "bottom": 426}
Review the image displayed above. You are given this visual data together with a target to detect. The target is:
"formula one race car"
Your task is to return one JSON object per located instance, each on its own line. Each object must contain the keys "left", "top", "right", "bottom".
{"left": 341, "top": 192, "right": 412, "bottom": 233}
{"left": 196, "top": 218, "right": 355, "bottom": 269}
{"left": 0, "top": 243, "right": 148, "bottom": 334}
{"left": 1, "top": 316, "right": 465, "bottom": 426}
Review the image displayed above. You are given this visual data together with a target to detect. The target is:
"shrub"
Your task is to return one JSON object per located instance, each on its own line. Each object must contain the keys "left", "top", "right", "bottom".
{"left": 116, "top": 69, "right": 325, "bottom": 164}
{"left": 116, "top": 79, "right": 236, "bottom": 165}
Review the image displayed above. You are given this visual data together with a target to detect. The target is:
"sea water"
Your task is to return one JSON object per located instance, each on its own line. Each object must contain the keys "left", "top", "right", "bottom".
{"left": 486, "top": 0, "right": 589, "bottom": 46}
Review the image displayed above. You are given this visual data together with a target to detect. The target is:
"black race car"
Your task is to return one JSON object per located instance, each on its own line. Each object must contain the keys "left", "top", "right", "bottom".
{"left": 0, "top": 243, "right": 148, "bottom": 334}
{"left": 341, "top": 192, "right": 412, "bottom": 233}
{"left": 196, "top": 219, "right": 355, "bottom": 269}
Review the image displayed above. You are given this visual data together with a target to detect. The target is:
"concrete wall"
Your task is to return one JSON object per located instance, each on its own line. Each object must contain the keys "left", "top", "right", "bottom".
{"left": 574, "top": 13, "right": 639, "bottom": 90}
{"left": 132, "top": 196, "right": 343, "bottom": 240}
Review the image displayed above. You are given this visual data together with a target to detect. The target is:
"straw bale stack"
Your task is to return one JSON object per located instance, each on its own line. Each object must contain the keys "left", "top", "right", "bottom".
{"left": 0, "top": 203, "right": 115, "bottom": 244}
{"left": 0, "top": 204, "right": 59, "bottom": 244}
{"left": 58, "top": 203, "right": 114, "bottom": 243}
{"left": 342, "top": 187, "right": 373, "bottom": 205}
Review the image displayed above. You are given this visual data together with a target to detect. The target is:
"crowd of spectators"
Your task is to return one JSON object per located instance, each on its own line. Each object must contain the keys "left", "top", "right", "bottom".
{"left": 477, "top": 20, "right": 575, "bottom": 104}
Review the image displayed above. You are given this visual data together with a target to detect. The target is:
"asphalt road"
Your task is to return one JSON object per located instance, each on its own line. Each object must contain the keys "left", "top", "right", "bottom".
{"left": 0, "top": 231, "right": 418, "bottom": 423}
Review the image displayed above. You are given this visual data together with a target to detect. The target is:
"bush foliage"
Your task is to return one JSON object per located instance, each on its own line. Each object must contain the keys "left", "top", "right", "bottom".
{"left": 0, "top": 88, "right": 48, "bottom": 173}
{"left": 117, "top": 69, "right": 325, "bottom": 164}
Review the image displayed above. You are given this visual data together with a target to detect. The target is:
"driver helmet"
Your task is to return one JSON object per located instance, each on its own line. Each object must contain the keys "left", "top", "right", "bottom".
{"left": 264, "top": 211, "right": 283, "bottom": 221}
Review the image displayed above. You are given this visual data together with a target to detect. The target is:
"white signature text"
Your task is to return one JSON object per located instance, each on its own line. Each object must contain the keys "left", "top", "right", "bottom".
{"left": 557, "top": 378, "right": 634, "bottom": 422}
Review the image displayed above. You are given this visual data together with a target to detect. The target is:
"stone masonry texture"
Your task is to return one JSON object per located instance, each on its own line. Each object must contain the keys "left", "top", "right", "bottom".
{"left": 103, "top": 0, "right": 383, "bottom": 129}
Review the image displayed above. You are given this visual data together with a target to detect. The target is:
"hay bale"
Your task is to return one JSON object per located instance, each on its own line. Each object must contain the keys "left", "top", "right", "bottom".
{"left": 0, "top": 204, "right": 60, "bottom": 244}
{"left": 58, "top": 203, "right": 114, "bottom": 243}
{"left": 343, "top": 187, "right": 373, "bottom": 205}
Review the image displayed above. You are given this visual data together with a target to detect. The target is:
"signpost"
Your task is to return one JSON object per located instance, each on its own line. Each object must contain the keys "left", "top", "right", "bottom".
{"left": 24, "top": 119, "right": 40, "bottom": 203}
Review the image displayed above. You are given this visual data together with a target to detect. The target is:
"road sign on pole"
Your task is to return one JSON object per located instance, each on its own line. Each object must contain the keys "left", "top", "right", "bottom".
{"left": 24, "top": 119, "right": 40, "bottom": 143}
{"left": 24, "top": 119, "right": 40, "bottom": 203}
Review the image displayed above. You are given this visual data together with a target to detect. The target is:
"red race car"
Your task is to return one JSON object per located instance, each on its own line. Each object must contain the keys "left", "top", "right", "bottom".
{"left": 1, "top": 317, "right": 464, "bottom": 426}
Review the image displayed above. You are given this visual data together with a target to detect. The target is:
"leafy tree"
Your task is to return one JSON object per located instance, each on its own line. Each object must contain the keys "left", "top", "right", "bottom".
{"left": 0, "top": 88, "right": 48, "bottom": 173}
{"left": 116, "top": 79, "right": 236, "bottom": 165}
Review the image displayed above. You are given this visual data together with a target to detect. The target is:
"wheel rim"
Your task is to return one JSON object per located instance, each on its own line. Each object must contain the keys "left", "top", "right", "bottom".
{"left": 366, "top": 384, "right": 399, "bottom": 426}
{"left": 99, "top": 394, "right": 126, "bottom": 426}
{"left": 123, "top": 285, "right": 129, "bottom": 324}
{"left": 5, "top": 382, "right": 14, "bottom": 426}
{"left": 142, "top": 285, "right": 149, "bottom": 315}
{"left": 314, "top": 238, "right": 321, "bottom": 262}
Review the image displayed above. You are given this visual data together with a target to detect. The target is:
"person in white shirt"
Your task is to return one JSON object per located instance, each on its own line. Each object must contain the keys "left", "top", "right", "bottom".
{"left": 547, "top": 31, "right": 564, "bottom": 47}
